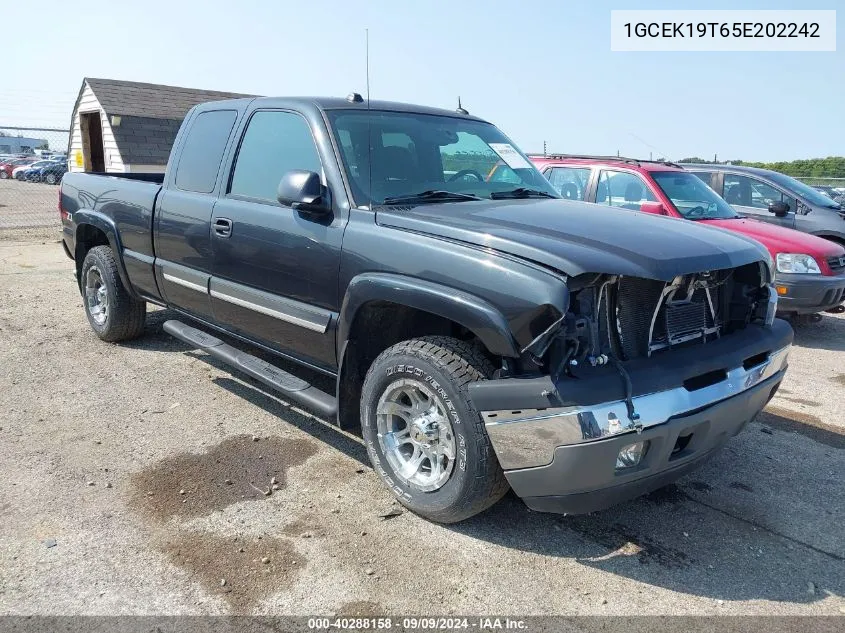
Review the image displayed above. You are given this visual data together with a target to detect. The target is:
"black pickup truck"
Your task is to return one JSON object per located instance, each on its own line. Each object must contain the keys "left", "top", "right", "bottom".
{"left": 60, "top": 95, "right": 792, "bottom": 522}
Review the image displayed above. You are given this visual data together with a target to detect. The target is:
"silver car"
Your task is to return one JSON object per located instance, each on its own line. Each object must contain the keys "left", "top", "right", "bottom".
{"left": 685, "top": 164, "right": 845, "bottom": 248}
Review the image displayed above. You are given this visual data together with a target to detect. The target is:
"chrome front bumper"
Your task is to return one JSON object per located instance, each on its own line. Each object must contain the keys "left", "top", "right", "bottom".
{"left": 483, "top": 345, "right": 790, "bottom": 470}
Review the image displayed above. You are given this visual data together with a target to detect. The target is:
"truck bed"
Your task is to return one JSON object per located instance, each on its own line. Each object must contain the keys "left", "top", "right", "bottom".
{"left": 84, "top": 172, "right": 165, "bottom": 184}
{"left": 61, "top": 171, "right": 163, "bottom": 255}
{"left": 61, "top": 171, "right": 165, "bottom": 302}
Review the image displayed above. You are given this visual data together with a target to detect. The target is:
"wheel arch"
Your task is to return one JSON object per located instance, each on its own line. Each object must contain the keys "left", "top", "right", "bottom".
{"left": 73, "top": 211, "right": 136, "bottom": 299}
{"left": 815, "top": 233, "right": 845, "bottom": 248}
{"left": 334, "top": 273, "right": 520, "bottom": 430}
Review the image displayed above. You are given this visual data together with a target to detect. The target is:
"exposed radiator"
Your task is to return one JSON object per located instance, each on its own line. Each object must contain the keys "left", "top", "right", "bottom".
{"left": 612, "top": 275, "right": 726, "bottom": 360}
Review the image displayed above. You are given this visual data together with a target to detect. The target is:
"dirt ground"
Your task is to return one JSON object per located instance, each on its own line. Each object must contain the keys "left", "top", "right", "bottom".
{"left": 0, "top": 238, "right": 843, "bottom": 616}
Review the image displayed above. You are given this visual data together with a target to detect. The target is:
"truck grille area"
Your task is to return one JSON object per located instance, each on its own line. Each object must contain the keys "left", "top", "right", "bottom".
{"left": 664, "top": 300, "right": 707, "bottom": 340}
{"left": 614, "top": 277, "right": 664, "bottom": 359}
{"left": 607, "top": 268, "right": 754, "bottom": 360}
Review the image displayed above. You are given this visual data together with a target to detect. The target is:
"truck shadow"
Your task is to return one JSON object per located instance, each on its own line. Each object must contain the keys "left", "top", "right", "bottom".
{"left": 448, "top": 412, "right": 845, "bottom": 605}
{"left": 124, "top": 307, "right": 370, "bottom": 464}
{"left": 208, "top": 374, "right": 369, "bottom": 467}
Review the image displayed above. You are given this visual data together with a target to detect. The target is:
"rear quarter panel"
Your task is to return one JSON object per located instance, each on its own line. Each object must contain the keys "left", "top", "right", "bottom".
{"left": 61, "top": 172, "right": 162, "bottom": 299}
{"left": 62, "top": 172, "right": 160, "bottom": 255}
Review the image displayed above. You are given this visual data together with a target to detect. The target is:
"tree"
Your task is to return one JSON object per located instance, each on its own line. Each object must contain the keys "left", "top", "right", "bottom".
{"left": 679, "top": 156, "right": 845, "bottom": 177}
{"left": 734, "top": 157, "right": 845, "bottom": 178}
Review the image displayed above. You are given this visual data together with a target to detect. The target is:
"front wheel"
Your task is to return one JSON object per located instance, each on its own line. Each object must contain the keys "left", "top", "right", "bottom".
{"left": 360, "top": 336, "right": 509, "bottom": 523}
{"left": 80, "top": 246, "right": 147, "bottom": 342}
{"left": 45, "top": 172, "right": 57, "bottom": 185}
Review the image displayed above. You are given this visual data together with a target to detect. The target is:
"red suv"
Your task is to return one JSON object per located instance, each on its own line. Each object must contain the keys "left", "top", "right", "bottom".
{"left": 531, "top": 155, "right": 845, "bottom": 316}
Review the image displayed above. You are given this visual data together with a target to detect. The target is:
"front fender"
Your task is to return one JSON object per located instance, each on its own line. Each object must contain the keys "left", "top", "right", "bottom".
{"left": 337, "top": 272, "right": 521, "bottom": 359}
{"left": 73, "top": 210, "right": 135, "bottom": 298}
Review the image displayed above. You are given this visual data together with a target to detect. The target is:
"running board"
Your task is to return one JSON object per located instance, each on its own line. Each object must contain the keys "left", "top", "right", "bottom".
{"left": 163, "top": 319, "right": 337, "bottom": 418}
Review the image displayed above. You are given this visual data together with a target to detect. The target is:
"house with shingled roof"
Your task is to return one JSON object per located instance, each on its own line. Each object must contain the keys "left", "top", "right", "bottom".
{"left": 67, "top": 78, "right": 255, "bottom": 173}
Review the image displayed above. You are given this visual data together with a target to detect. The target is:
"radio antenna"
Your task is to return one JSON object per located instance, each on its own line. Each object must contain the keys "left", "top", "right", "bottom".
{"left": 366, "top": 28, "right": 373, "bottom": 210}
{"left": 365, "top": 28, "right": 371, "bottom": 105}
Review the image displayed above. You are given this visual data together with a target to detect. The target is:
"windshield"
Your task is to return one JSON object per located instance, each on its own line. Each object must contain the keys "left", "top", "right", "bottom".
{"left": 652, "top": 171, "right": 739, "bottom": 220}
{"left": 765, "top": 171, "right": 841, "bottom": 208}
{"left": 326, "top": 110, "right": 558, "bottom": 205}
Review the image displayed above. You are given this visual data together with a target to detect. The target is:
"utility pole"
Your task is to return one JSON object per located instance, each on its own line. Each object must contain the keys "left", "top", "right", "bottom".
{"left": 543, "top": 140, "right": 547, "bottom": 156}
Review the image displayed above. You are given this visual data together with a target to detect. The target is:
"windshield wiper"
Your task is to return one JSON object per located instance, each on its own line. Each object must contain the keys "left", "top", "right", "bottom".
{"left": 490, "top": 187, "right": 557, "bottom": 199}
{"left": 381, "top": 190, "right": 482, "bottom": 205}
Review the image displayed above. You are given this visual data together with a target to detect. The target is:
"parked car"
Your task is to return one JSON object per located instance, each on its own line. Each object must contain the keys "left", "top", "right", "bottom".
{"left": 814, "top": 185, "right": 845, "bottom": 205}
{"left": 20, "top": 160, "right": 61, "bottom": 182}
{"left": 0, "top": 157, "right": 36, "bottom": 179}
{"left": 39, "top": 162, "right": 68, "bottom": 185}
{"left": 532, "top": 155, "right": 845, "bottom": 316}
{"left": 13, "top": 160, "right": 57, "bottom": 180}
{"left": 59, "top": 96, "right": 791, "bottom": 523}
{"left": 680, "top": 164, "right": 845, "bottom": 247}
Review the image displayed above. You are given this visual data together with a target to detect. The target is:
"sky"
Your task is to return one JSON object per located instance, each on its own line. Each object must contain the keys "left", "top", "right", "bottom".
{"left": 3, "top": 0, "right": 843, "bottom": 162}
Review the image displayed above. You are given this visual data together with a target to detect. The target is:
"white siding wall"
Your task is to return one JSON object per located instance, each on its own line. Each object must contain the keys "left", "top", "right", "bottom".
{"left": 68, "top": 82, "right": 126, "bottom": 173}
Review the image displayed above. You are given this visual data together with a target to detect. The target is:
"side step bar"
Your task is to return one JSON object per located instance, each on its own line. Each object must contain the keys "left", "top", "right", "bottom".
{"left": 163, "top": 319, "right": 337, "bottom": 418}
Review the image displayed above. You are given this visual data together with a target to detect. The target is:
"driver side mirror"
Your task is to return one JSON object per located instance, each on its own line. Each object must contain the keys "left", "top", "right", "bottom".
{"left": 277, "top": 170, "right": 331, "bottom": 216}
{"left": 768, "top": 200, "right": 790, "bottom": 217}
{"left": 640, "top": 201, "right": 666, "bottom": 215}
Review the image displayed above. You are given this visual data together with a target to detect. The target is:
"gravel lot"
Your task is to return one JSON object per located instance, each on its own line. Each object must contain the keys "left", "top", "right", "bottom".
{"left": 0, "top": 238, "right": 843, "bottom": 616}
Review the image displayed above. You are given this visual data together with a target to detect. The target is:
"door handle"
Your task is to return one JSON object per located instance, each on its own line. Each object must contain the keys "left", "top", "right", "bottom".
{"left": 213, "top": 217, "right": 232, "bottom": 238}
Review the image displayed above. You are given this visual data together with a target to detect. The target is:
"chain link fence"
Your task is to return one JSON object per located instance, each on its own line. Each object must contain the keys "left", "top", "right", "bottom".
{"left": 0, "top": 126, "right": 70, "bottom": 237}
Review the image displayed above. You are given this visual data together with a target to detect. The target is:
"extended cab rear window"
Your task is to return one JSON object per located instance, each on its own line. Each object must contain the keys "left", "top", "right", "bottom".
{"left": 174, "top": 110, "right": 237, "bottom": 194}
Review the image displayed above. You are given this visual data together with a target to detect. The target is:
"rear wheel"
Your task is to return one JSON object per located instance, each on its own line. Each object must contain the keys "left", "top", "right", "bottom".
{"left": 0, "top": 171, "right": 8, "bottom": 179}
{"left": 44, "top": 172, "right": 57, "bottom": 185}
{"left": 80, "top": 246, "right": 146, "bottom": 342}
{"left": 360, "top": 336, "right": 509, "bottom": 523}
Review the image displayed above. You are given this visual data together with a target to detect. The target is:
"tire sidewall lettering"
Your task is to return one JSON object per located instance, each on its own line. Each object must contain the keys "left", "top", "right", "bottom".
{"left": 362, "top": 358, "right": 471, "bottom": 508}
{"left": 385, "top": 364, "right": 461, "bottom": 426}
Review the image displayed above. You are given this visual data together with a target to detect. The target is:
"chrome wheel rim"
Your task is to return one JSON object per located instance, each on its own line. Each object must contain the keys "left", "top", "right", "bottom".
{"left": 376, "top": 378, "right": 456, "bottom": 492}
{"left": 46, "top": 173, "right": 56, "bottom": 184}
{"left": 85, "top": 265, "right": 108, "bottom": 326}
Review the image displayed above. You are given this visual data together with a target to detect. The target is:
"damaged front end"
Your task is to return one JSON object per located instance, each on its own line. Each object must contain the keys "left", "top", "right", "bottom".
{"left": 469, "top": 261, "right": 791, "bottom": 514}
{"left": 523, "top": 260, "right": 778, "bottom": 376}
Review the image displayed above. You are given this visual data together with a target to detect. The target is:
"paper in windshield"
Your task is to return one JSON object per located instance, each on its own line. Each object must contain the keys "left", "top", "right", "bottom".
{"left": 489, "top": 143, "right": 532, "bottom": 170}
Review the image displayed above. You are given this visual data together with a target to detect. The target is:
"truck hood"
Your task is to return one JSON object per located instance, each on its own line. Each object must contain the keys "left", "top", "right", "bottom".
{"left": 376, "top": 199, "right": 769, "bottom": 281}
{"left": 702, "top": 217, "right": 845, "bottom": 258}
